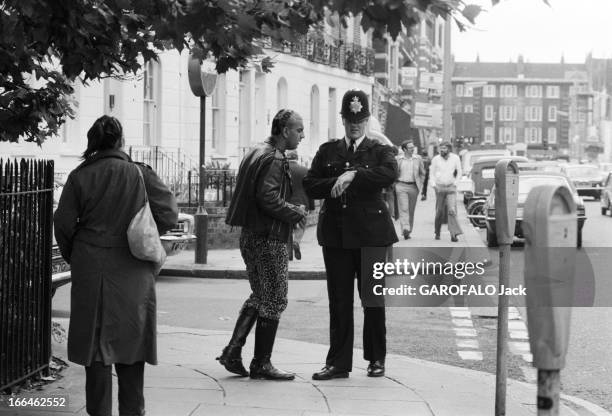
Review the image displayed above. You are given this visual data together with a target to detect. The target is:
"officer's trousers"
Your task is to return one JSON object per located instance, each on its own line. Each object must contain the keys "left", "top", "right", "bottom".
{"left": 322, "top": 246, "right": 386, "bottom": 371}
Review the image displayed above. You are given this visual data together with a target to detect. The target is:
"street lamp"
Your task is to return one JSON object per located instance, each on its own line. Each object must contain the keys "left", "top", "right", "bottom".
{"left": 187, "top": 52, "right": 217, "bottom": 264}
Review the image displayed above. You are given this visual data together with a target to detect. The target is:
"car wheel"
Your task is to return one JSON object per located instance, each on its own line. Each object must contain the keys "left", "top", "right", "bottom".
{"left": 602, "top": 206, "right": 608, "bottom": 216}
{"left": 467, "top": 200, "right": 486, "bottom": 228}
{"left": 487, "top": 228, "right": 498, "bottom": 248}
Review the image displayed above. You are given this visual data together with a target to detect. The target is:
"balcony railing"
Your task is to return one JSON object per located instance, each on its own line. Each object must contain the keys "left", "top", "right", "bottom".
{"left": 266, "top": 35, "right": 374, "bottom": 76}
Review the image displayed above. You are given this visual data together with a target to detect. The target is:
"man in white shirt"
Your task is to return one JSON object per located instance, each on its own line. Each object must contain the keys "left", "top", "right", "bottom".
{"left": 429, "top": 141, "right": 463, "bottom": 241}
{"left": 395, "top": 140, "right": 426, "bottom": 239}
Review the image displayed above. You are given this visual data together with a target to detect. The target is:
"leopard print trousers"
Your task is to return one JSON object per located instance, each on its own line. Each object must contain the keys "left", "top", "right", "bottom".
{"left": 239, "top": 229, "right": 289, "bottom": 320}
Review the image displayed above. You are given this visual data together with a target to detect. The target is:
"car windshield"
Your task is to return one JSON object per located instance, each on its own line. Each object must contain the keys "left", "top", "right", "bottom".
{"left": 565, "top": 166, "right": 600, "bottom": 177}
{"left": 519, "top": 176, "right": 568, "bottom": 195}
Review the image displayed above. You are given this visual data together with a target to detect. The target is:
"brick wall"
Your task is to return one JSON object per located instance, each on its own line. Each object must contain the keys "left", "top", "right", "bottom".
{"left": 179, "top": 202, "right": 319, "bottom": 249}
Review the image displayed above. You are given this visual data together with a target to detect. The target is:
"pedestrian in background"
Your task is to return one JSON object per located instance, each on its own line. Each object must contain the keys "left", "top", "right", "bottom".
{"left": 421, "top": 149, "right": 431, "bottom": 201}
{"left": 304, "top": 89, "right": 398, "bottom": 380}
{"left": 429, "top": 141, "right": 463, "bottom": 242}
{"left": 286, "top": 149, "right": 315, "bottom": 260}
{"left": 221, "top": 109, "right": 307, "bottom": 381}
{"left": 395, "top": 140, "right": 426, "bottom": 239}
{"left": 54, "top": 115, "right": 178, "bottom": 416}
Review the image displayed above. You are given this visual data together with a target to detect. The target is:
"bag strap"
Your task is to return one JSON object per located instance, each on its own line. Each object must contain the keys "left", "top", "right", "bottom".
{"left": 134, "top": 164, "right": 149, "bottom": 203}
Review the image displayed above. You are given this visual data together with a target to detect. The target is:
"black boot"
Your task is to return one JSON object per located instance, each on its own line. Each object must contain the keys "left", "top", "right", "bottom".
{"left": 216, "top": 307, "right": 258, "bottom": 376}
{"left": 249, "top": 318, "right": 295, "bottom": 381}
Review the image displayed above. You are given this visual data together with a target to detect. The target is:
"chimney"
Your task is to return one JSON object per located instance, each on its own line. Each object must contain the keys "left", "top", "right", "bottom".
{"left": 517, "top": 54, "right": 525, "bottom": 78}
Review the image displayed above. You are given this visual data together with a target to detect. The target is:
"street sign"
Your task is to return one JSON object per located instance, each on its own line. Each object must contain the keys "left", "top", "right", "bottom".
{"left": 419, "top": 72, "right": 443, "bottom": 90}
{"left": 188, "top": 54, "right": 218, "bottom": 97}
{"left": 401, "top": 66, "right": 418, "bottom": 89}
{"left": 413, "top": 102, "right": 442, "bottom": 128}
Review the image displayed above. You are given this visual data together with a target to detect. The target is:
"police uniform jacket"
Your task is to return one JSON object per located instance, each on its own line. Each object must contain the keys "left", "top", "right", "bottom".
{"left": 303, "top": 137, "right": 399, "bottom": 248}
{"left": 53, "top": 149, "right": 178, "bottom": 366}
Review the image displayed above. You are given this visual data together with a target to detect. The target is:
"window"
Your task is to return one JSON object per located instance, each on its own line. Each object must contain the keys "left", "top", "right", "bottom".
{"left": 484, "top": 105, "right": 494, "bottom": 121}
{"left": 546, "top": 85, "right": 560, "bottom": 98}
{"left": 501, "top": 84, "right": 516, "bottom": 97}
{"left": 483, "top": 85, "right": 496, "bottom": 97}
{"left": 464, "top": 85, "right": 473, "bottom": 97}
{"left": 525, "top": 127, "right": 541, "bottom": 144}
{"left": 498, "top": 127, "right": 515, "bottom": 144}
{"left": 455, "top": 104, "right": 463, "bottom": 113}
{"left": 579, "top": 111, "right": 586, "bottom": 122}
{"left": 548, "top": 105, "right": 557, "bottom": 121}
{"left": 277, "top": 77, "right": 288, "bottom": 109}
{"left": 143, "top": 60, "right": 160, "bottom": 145}
{"left": 464, "top": 104, "right": 473, "bottom": 113}
{"left": 525, "top": 106, "right": 542, "bottom": 121}
{"left": 211, "top": 75, "right": 225, "bottom": 151}
{"left": 547, "top": 127, "right": 557, "bottom": 144}
{"left": 484, "top": 126, "right": 494, "bottom": 143}
{"left": 500, "top": 105, "right": 515, "bottom": 121}
{"left": 456, "top": 84, "right": 464, "bottom": 97}
{"left": 526, "top": 85, "right": 542, "bottom": 98}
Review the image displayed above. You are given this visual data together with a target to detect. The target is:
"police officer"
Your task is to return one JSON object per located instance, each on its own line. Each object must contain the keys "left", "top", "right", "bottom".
{"left": 304, "top": 90, "right": 398, "bottom": 380}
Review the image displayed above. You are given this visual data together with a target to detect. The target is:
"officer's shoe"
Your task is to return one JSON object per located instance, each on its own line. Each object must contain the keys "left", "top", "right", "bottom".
{"left": 312, "top": 366, "right": 349, "bottom": 380}
{"left": 435, "top": 233, "right": 441, "bottom": 240}
{"left": 402, "top": 230, "right": 411, "bottom": 240}
{"left": 367, "top": 360, "right": 385, "bottom": 377}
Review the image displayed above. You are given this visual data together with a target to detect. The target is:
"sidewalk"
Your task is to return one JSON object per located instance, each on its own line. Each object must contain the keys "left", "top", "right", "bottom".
{"left": 160, "top": 189, "right": 490, "bottom": 279}
{"left": 3, "top": 318, "right": 609, "bottom": 416}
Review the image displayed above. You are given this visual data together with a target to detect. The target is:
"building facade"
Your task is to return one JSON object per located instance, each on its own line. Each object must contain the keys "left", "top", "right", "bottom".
{"left": 451, "top": 56, "right": 591, "bottom": 160}
{"left": 372, "top": 14, "right": 446, "bottom": 150}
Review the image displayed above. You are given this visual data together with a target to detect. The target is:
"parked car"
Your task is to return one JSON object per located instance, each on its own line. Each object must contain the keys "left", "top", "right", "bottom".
{"left": 457, "top": 149, "right": 512, "bottom": 203}
{"left": 601, "top": 171, "right": 612, "bottom": 216}
{"left": 560, "top": 164, "right": 603, "bottom": 200}
{"left": 483, "top": 172, "right": 586, "bottom": 248}
{"left": 462, "top": 155, "right": 529, "bottom": 205}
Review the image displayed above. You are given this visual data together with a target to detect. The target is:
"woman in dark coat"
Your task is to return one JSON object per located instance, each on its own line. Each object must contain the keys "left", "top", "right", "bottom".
{"left": 54, "top": 115, "right": 178, "bottom": 416}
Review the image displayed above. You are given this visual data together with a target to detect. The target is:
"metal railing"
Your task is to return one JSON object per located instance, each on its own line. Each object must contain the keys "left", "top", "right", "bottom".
{"left": 185, "top": 170, "right": 237, "bottom": 207}
{"left": 128, "top": 145, "right": 198, "bottom": 199}
{"left": 1, "top": 159, "right": 54, "bottom": 390}
{"left": 267, "top": 34, "right": 375, "bottom": 76}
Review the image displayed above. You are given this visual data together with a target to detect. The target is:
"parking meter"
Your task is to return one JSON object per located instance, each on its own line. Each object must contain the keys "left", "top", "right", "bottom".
{"left": 494, "top": 159, "right": 519, "bottom": 245}
{"left": 523, "top": 185, "right": 576, "bottom": 370}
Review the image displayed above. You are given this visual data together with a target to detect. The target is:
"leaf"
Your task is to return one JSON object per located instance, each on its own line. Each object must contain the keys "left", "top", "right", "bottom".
{"left": 461, "top": 4, "right": 482, "bottom": 24}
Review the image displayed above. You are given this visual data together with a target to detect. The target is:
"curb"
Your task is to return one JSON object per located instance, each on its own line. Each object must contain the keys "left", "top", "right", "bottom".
{"left": 159, "top": 267, "right": 327, "bottom": 280}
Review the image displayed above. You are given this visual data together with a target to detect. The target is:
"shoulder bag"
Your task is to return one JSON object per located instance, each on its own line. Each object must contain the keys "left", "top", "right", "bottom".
{"left": 127, "top": 166, "right": 167, "bottom": 272}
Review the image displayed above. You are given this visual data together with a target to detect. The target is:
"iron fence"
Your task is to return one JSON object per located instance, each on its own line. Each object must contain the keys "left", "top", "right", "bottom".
{"left": 128, "top": 145, "right": 197, "bottom": 200}
{"left": 0, "top": 159, "right": 54, "bottom": 391}
{"left": 185, "top": 170, "right": 237, "bottom": 207}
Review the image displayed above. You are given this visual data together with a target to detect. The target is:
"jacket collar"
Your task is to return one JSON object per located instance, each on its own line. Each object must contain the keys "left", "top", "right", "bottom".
{"left": 76, "top": 149, "right": 132, "bottom": 171}
{"left": 335, "top": 136, "right": 376, "bottom": 158}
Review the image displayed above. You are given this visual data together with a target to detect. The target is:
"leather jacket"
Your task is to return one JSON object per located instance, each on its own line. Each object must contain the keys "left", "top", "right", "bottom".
{"left": 226, "top": 140, "right": 304, "bottom": 242}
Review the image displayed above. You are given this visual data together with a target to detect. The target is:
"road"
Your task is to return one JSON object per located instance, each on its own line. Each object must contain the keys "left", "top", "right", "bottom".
{"left": 50, "top": 200, "right": 612, "bottom": 412}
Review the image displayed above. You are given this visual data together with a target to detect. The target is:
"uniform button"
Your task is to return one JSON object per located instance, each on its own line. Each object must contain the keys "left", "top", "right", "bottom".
{"left": 343, "top": 205, "right": 347, "bottom": 208}
{"left": 378, "top": 210, "right": 382, "bottom": 213}
{"left": 366, "top": 165, "right": 369, "bottom": 168}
